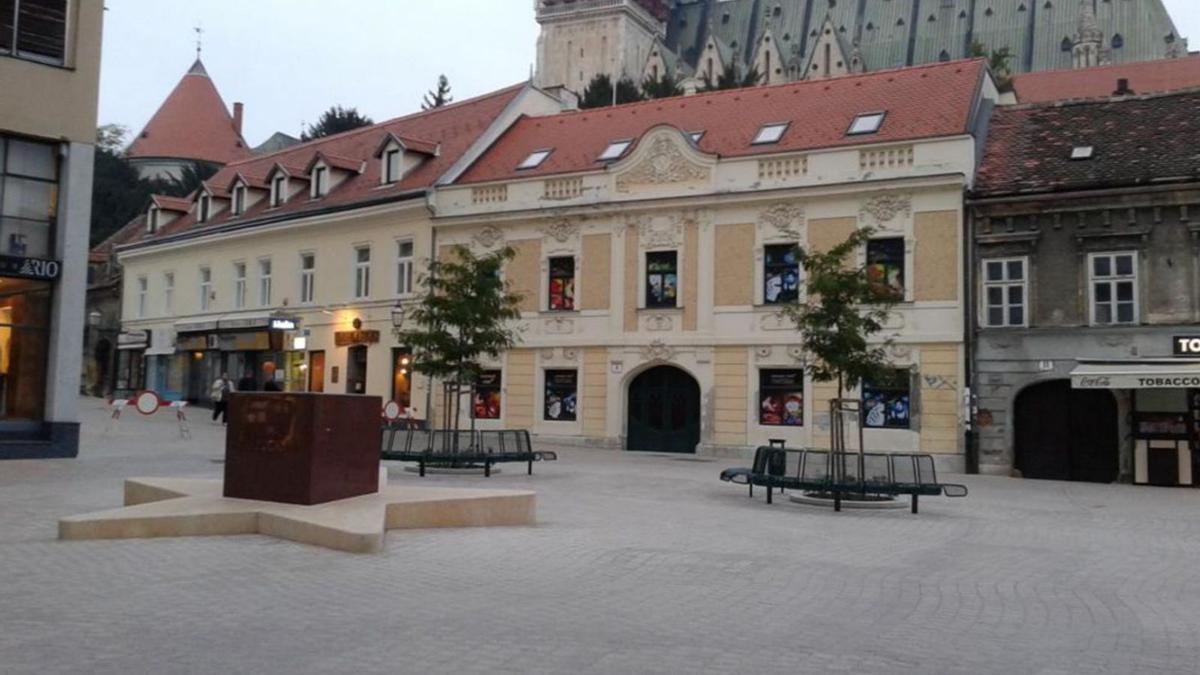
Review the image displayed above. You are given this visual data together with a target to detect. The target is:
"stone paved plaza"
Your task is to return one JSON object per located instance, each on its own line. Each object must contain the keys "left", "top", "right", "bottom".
{"left": 3, "top": 399, "right": 1200, "bottom": 674}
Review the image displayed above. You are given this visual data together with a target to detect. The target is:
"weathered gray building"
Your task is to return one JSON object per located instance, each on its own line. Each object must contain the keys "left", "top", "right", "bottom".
{"left": 970, "top": 90, "right": 1200, "bottom": 485}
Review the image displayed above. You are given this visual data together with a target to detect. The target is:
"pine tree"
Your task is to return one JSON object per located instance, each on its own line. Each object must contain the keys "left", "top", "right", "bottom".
{"left": 422, "top": 75, "right": 454, "bottom": 110}
{"left": 701, "top": 62, "right": 763, "bottom": 92}
{"left": 301, "top": 106, "right": 373, "bottom": 141}
{"left": 579, "top": 74, "right": 645, "bottom": 109}
{"left": 642, "top": 72, "right": 682, "bottom": 100}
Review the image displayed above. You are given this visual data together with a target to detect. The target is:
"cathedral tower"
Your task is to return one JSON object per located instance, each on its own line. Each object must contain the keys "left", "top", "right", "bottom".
{"left": 534, "top": 0, "right": 668, "bottom": 94}
{"left": 1072, "top": 0, "right": 1107, "bottom": 69}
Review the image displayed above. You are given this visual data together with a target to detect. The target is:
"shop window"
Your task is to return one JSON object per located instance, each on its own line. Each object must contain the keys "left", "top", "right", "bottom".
{"left": 866, "top": 238, "right": 905, "bottom": 299}
{"left": 396, "top": 240, "right": 413, "bottom": 296}
{"left": 354, "top": 245, "right": 371, "bottom": 299}
{"left": 759, "top": 369, "right": 804, "bottom": 426}
{"left": 645, "top": 251, "right": 678, "bottom": 309}
{"left": 233, "top": 262, "right": 246, "bottom": 309}
{"left": 258, "top": 258, "right": 272, "bottom": 306}
{"left": 982, "top": 258, "right": 1026, "bottom": 327}
{"left": 543, "top": 369, "right": 577, "bottom": 422}
{"left": 136, "top": 276, "right": 147, "bottom": 318}
{"left": 3, "top": 0, "right": 67, "bottom": 65}
{"left": 0, "top": 136, "right": 57, "bottom": 258}
{"left": 763, "top": 244, "right": 800, "bottom": 305}
{"left": 862, "top": 370, "right": 912, "bottom": 429}
{"left": 391, "top": 347, "right": 412, "bottom": 408}
{"left": 300, "top": 253, "right": 315, "bottom": 304}
{"left": 547, "top": 256, "right": 575, "bottom": 311}
{"left": 0, "top": 279, "right": 52, "bottom": 422}
{"left": 1090, "top": 252, "right": 1137, "bottom": 325}
{"left": 199, "top": 266, "right": 212, "bottom": 311}
{"left": 473, "top": 369, "right": 502, "bottom": 419}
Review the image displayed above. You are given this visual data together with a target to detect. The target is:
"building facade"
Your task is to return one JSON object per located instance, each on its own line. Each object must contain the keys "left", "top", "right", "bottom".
{"left": 971, "top": 90, "right": 1200, "bottom": 485}
{"left": 434, "top": 60, "right": 997, "bottom": 465}
{"left": 0, "top": 0, "right": 103, "bottom": 458}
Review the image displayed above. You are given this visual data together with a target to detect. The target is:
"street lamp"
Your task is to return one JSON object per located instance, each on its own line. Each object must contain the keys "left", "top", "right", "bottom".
{"left": 390, "top": 301, "right": 406, "bottom": 330}
{"left": 87, "top": 309, "right": 102, "bottom": 328}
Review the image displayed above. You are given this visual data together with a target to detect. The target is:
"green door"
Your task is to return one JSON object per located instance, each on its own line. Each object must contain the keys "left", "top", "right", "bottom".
{"left": 627, "top": 366, "right": 700, "bottom": 453}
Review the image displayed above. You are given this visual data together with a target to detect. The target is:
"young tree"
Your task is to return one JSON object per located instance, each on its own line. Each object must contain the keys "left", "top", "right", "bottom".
{"left": 301, "top": 105, "right": 374, "bottom": 141}
{"left": 397, "top": 245, "right": 524, "bottom": 438}
{"left": 422, "top": 74, "right": 454, "bottom": 110}
{"left": 579, "top": 74, "right": 645, "bottom": 109}
{"left": 642, "top": 72, "right": 682, "bottom": 100}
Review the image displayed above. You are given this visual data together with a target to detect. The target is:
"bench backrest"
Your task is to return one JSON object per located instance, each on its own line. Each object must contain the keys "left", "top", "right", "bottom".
{"left": 753, "top": 445, "right": 943, "bottom": 488}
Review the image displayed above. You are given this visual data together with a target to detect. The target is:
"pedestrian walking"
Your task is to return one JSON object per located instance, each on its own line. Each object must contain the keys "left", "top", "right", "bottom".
{"left": 210, "top": 372, "right": 233, "bottom": 424}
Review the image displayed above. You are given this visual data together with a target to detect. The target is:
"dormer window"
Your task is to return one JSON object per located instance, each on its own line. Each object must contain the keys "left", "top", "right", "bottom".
{"left": 598, "top": 140, "right": 633, "bottom": 162}
{"left": 848, "top": 112, "right": 886, "bottom": 136}
{"left": 383, "top": 148, "right": 401, "bottom": 184}
{"left": 232, "top": 184, "right": 247, "bottom": 216}
{"left": 517, "top": 149, "right": 553, "bottom": 170}
{"left": 752, "top": 122, "right": 789, "bottom": 145}
{"left": 198, "top": 194, "right": 211, "bottom": 223}
{"left": 312, "top": 166, "right": 328, "bottom": 198}
{"left": 147, "top": 206, "right": 160, "bottom": 233}
{"left": 271, "top": 174, "right": 287, "bottom": 207}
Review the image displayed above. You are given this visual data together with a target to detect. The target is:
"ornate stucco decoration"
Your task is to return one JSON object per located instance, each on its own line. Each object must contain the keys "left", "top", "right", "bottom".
{"left": 859, "top": 193, "right": 912, "bottom": 230}
{"left": 638, "top": 217, "right": 685, "bottom": 250}
{"left": 642, "top": 339, "right": 675, "bottom": 362}
{"left": 644, "top": 314, "right": 674, "bottom": 332}
{"left": 544, "top": 317, "right": 574, "bottom": 335}
{"left": 473, "top": 225, "right": 505, "bottom": 249}
{"left": 759, "top": 203, "right": 805, "bottom": 237}
{"left": 615, "top": 135, "right": 710, "bottom": 193}
{"left": 540, "top": 218, "right": 580, "bottom": 244}
{"left": 759, "top": 312, "right": 791, "bottom": 332}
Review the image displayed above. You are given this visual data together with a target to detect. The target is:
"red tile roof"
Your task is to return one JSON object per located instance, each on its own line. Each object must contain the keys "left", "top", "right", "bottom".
{"left": 91, "top": 215, "right": 148, "bottom": 262}
{"left": 974, "top": 90, "right": 1200, "bottom": 198}
{"left": 126, "top": 59, "right": 252, "bottom": 166}
{"left": 1011, "top": 57, "right": 1200, "bottom": 104}
{"left": 137, "top": 83, "right": 528, "bottom": 243}
{"left": 151, "top": 195, "right": 193, "bottom": 212}
{"left": 456, "top": 59, "right": 987, "bottom": 185}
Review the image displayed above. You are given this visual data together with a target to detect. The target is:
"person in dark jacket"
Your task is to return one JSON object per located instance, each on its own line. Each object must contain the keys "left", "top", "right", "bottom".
{"left": 237, "top": 373, "right": 256, "bottom": 392}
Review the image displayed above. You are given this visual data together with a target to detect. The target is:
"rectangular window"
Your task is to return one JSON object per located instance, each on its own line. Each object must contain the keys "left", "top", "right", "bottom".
{"left": 300, "top": 253, "right": 315, "bottom": 304}
{"left": 759, "top": 369, "right": 804, "bottom": 426}
{"left": 863, "top": 370, "right": 912, "bottom": 430}
{"left": 548, "top": 256, "right": 575, "bottom": 311}
{"left": 384, "top": 149, "right": 401, "bottom": 183}
{"left": 0, "top": 136, "right": 58, "bottom": 258}
{"left": 752, "top": 122, "right": 789, "bottom": 145}
{"left": 848, "top": 112, "right": 887, "bottom": 135}
{"left": 5, "top": 0, "right": 67, "bottom": 64}
{"left": 473, "top": 369, "right": 502, "bottom": 419}
{"left": 199, "top": 267, "right": 212, "bottom": 311}
{"left": 271, "top": 175, "right": 286, "bottom": 207}
{"left": 982, "top": 258, "right": 1027, "bottom": 327}
{"left": 645, "top": 251, "right": 678, "bottom": 309}
{"left": 198, "top": 194, "right": 210, "bottom": 223}
{"left": 517, "top": 149, "right": 552, "bottom": 170}
{"left": 136, "top": 276, "right": 148, "bottom": 318}
{"left": 354, "top": 245, "right": 371, "bottom": 299}
{"left": 146, "top": 208, "right": 159, "bottom": 233}
{"left": 763, "top": 244, "right": 800, "bottom": 305}
{"left": 395, "top": 240, "right": 413, "bottom": 296}
{"left": 233, "top": 262, "right": 246, "bottom": 309}
{"left": 0, "top": 280, "right": 53, "bottom": 422}
{"left": 866, "top": 238, "right": 905, "bottom": 299}
{"left": 258, "top": 258, "right": 272, "bottom": 306}
{"left": 232, "top": 186, "right": 246, "bottom": 216}
{"left": 543, "top": 369, "right": 578, "bottom": 421}
{"left": 163, "top": 272, "right": 174, "bottom": 314}
{"left": 312, "top": 167, "right": 328, "bottom": 197}
{"left": 1090, "top": 252, "right": 1137, "bottom": 325}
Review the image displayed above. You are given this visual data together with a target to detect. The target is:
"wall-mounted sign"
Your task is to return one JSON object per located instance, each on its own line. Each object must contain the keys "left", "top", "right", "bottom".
{"left": 117, "top": 331, "right": 149, "bottom": 350}
{"left": 1173, "top": 337, "right": 1200, "bottom": 356}
{"left": 270, "top": 318, "right": 298, "bottom": 331}
{"left": 0, "top": 255, "right": 61, "bottom": 281}
{"left": 335, "top": 330, "right": 380, "bottom": 347}
{"left": 292, "top": 336, "right": 308, "bottom": 351}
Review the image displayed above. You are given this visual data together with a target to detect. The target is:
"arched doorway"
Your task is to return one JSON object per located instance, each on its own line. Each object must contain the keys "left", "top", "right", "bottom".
{"left": 1014, "top": 379, "right": 1118, "bottom": 483}
{"left": 627, "top": 365, "right": 700, "bottom": 453}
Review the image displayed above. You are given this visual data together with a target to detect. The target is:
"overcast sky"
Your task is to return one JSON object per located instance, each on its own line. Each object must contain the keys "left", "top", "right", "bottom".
{"left": 99, "top": 0, "right": 1200, "bottom": 148}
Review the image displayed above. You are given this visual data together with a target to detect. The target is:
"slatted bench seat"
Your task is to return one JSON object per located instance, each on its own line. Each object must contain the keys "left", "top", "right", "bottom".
{"left": 381, "top": 426, "right": 557, "bottom": 477}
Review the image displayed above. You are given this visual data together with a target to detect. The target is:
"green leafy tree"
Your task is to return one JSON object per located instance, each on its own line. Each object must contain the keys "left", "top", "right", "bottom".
{"left": 641, "top": 72, "right": 682, "bottom": 99}
{"left": 422, "top": 74, "right": 454, "bottom": 110}
{"left": 779, "top": 227, "right": 900, "bottom": 406}
{"left": 970, "top": 41, "right": 1014, "bottom": 91}
{"left": 397, "top": 245, "right": 524, "bottom": 436}
{"left": 579, "top": 74, "right": 645, "bottom": 109}
{"left": 301, "top": 105, "right": 374, "bottom": 141}
{"left": 701, "top": 62, "right": 762, "bottom": 92}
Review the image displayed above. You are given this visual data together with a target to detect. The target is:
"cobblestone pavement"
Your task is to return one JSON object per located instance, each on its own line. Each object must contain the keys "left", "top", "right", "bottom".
{"left": 3, "top": 399, "right": 1200, "bottom": 674}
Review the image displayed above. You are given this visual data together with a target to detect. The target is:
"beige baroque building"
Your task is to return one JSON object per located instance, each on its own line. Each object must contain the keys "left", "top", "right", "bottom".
{"left": 435, "top": 60, "right": 997, "bottom": 466}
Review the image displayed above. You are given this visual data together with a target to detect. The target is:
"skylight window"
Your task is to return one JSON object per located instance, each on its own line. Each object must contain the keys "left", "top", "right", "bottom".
{"left": 598, "top": 140, "right": 633, "bottom": 162}
{"left": 1070, "top": 146, "right": 1095, "bottom": 160}
{"left": 848, "top": 112, "right": 887, "bottom": 135}
{"left": 517, "top": 149, "right": 553, "bottom": 170}
{"left": 752, "top": 122, "right": 789, "bottom": 145}
{"left": 689, "top": 131, "right": 706, "bottom": 144}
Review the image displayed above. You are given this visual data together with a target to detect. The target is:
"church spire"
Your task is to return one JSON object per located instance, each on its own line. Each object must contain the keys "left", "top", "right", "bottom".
{"left": 1072, "top": 0, "right": 1106, "bottom": 69}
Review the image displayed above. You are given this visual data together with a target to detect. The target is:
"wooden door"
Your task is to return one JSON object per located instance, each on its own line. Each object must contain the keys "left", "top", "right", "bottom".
{"left": 308, "top": 351, "right": 325, "bottom": 393}
{"left": 626, "top": 366, "right": 700, "bottom": 453}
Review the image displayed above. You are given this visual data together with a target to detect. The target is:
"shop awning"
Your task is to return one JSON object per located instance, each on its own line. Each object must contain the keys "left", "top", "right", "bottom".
{"left": 175, "top": 318, "right": 219, "bottom": 334}
{"left": 1071, "top": 361, "right": 1200, "bottom": 390}
{"left": 217, "top": 312, "right": 300, "bottom": 331}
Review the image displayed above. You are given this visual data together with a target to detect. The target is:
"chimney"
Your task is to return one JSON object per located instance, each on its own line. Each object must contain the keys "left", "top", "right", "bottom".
{"left": 1113, "top": 78, "right": 1133, "bottom": 97}
{"left": 233, "top": 102, "right": 244, "bottom": 135}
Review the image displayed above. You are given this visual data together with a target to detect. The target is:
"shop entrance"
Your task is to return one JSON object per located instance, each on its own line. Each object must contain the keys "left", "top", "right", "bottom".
{"left": 1014, "top": 380, "right": 1118, "bottom": 483}
{"left": 0, "top": 279, "right": 51, "bottom": 421}
{"left": 308, "top": 351, "right": 325, "bottom": 392}
{"left": 626, "top": 365, "right": 700, "bottom": 453}
{"left": 346, "top": 346, "right": 368, "bottom": 394}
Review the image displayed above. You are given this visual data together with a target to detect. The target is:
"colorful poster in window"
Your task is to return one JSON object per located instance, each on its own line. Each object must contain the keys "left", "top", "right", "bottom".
{"left": 548, "top": 257, "right": 575, "bottom": 311}
{"left": 646, "top": 251, "right": 678, "bottom": 308}
{"left": 763, "top": 244, "right": 800, "bottom": 305}
{"left": 866, "top": 238, "right": 905, "bottom": 297}
{"left": 863, "top": 372, "right": 911, "bottom": 429}
{"left": 543, "top": 369, "right": 578, "bottom": 422}
{"left": 473, "top": 370, "right": 502, "bottom": 419}
{"left": 759, "top": 369, "right": 804, "bottom": 426}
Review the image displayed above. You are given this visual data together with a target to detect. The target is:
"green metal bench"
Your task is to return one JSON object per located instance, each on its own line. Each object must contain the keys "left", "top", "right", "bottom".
{"left": 381, "top": 426, "right": 557, "bottom": 477}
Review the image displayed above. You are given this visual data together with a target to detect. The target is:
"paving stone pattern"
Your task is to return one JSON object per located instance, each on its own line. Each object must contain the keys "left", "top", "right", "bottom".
{"left": 2, "top": 399, "right": 1200, "bottom": 674}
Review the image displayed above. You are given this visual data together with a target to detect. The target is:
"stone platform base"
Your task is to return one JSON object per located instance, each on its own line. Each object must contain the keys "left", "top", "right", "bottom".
{"left": 59, "top": 476, "right": 536, "bottom": 554}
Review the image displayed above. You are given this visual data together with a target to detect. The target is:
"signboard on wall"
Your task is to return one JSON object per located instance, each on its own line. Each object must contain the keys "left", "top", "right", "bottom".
{"left": 0, "top": 255, "right": 61, "bottom": 281}
{"left": 1173, "top": 336, "right": 1200, "bottom": 357}
{"left": 335, "top": 330, "right": 380, "bottom": 347}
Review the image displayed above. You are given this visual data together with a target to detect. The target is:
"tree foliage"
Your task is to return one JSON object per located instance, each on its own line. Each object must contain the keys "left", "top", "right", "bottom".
{"left": 702, "top": 62, "right": 762, "bottom": 92}
{"left": 779, "top": 227, "right": 900, "bottom": 400}
{"left": 970, "top": 41, "right": 1015, "bottom": 91}
{"left": 301, "top": 105, "right": 374, "bottom": 141}
{"left": 641, "top": 72, "right": 682, "bottom": 100}
{"left": 579, "top": 74, "right": 645, "bottom": 109}
{"left": 397, "top": 245, "right": 524, "bottom": 432}
{"left": 422, "top": 74, "right": 454, "bottom": 110}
